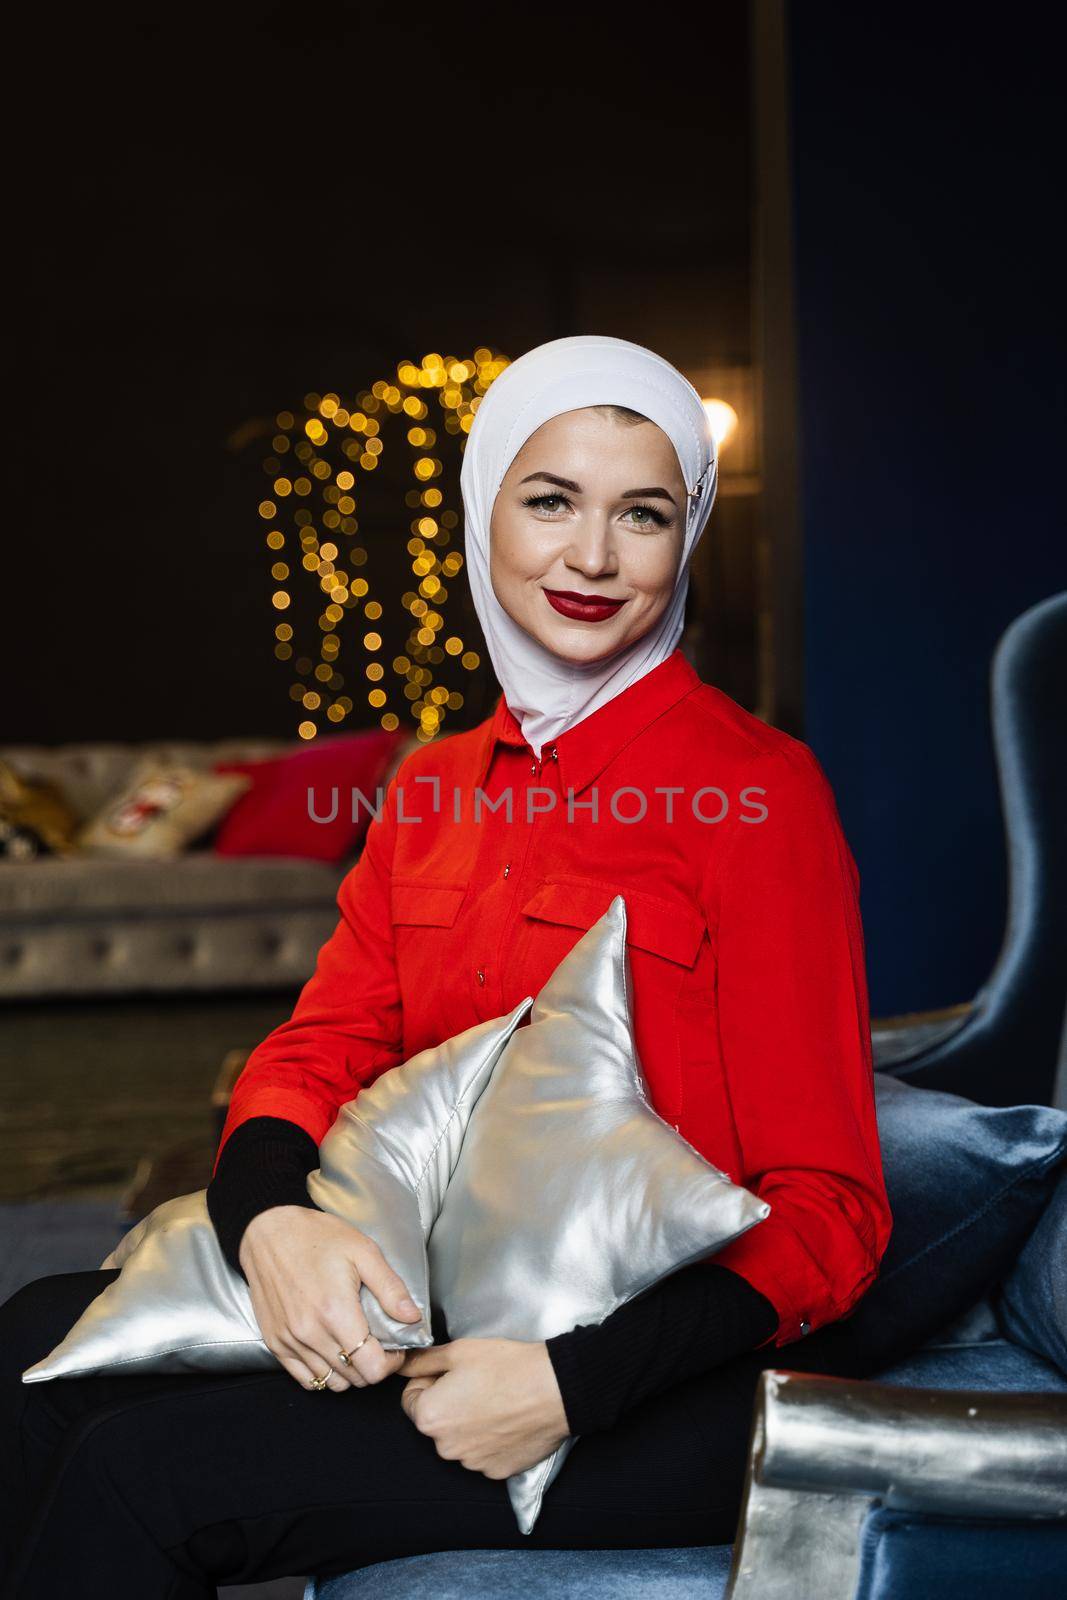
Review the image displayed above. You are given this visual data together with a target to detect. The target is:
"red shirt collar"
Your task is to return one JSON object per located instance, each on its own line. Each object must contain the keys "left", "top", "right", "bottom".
{"left": 474, "top": 647, "right": 701, "bottom": 795}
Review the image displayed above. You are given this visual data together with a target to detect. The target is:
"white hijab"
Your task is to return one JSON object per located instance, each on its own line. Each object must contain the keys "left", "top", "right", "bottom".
{"left": 460, "top": 334, "right": 718, "bottom": 759}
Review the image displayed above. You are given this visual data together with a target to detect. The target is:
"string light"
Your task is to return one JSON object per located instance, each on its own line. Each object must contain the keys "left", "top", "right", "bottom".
{"left": 261, "top": 348, "right": 508, "bottom": 741}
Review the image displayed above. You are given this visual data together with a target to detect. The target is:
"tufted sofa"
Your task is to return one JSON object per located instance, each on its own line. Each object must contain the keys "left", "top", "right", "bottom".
{"left": 0, "top": 740, "right": 350, "bottom": 1000}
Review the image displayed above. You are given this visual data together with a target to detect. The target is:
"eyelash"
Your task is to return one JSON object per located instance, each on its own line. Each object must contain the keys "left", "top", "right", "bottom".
{"left": 520, "top": 492, "right": 670, "bottom": 528}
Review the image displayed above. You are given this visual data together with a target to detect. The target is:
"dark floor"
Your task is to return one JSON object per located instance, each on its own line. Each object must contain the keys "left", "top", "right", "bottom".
{"left": 0, "top": 991, "right": 297, "bottom": 1202}
{"left": 1, "top": 991, "right": 306, "bottom": 1597}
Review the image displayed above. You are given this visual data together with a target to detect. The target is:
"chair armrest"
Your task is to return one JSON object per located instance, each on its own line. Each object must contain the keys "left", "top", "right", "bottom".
{"left": 725, "top": 1369, "right": 1067, "bottom": 1599}
{"left": 871, "top": 1002, "right": 973, "bottom": 1033}
{"left": 871, "top": 1001, "right": 973, "bottom": 1067}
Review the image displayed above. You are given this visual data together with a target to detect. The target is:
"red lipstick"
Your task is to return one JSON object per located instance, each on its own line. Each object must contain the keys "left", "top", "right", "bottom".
{"left": 542, "top": 588, "right": 628, "bottom": 623}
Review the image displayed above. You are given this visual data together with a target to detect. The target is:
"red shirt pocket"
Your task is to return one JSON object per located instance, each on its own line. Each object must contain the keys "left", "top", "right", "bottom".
{"left": 516, "top": 875, "right": 707, "bottom": 1121}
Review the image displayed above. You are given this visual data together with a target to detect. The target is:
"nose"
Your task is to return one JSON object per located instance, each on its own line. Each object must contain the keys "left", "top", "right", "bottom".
{"left": 563, "top": 516, "right": 619, "bottom": 580}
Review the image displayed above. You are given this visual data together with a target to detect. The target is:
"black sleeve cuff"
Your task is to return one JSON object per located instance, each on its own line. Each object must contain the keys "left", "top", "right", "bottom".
{"left": 544, "top": 1263, "right": 780, "bottom": 1438}
{"left": 205, "top": 1116, "right": 323, "bottom": 1280}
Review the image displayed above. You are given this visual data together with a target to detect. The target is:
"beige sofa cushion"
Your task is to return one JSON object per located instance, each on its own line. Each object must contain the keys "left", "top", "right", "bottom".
{"left": 0, "top": 740, "right": 290, "bottom": 825}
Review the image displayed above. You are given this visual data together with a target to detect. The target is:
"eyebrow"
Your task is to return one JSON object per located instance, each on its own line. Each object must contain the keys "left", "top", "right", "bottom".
{"left": 518, "top": 471, "right": 678, "bottom": 508}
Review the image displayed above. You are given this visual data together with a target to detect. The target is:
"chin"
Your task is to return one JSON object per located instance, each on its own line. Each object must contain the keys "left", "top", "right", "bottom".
{"left": 532, "top": 621, "right": 634, "bottom": 665}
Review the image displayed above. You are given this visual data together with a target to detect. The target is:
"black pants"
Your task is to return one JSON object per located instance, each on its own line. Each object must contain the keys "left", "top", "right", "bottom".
{"left": 0, "top": 1268, "right": 789, "bottom": 1600}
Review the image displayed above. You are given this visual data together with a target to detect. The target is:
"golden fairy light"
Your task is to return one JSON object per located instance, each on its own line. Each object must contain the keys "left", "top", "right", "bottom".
{"left": 261, "top": 348, "right": 509, "bottom": 741}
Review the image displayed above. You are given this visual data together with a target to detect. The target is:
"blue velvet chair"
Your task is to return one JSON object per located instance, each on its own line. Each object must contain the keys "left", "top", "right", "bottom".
{"left": 306, "top": 593, "right": 1067, "bottom": 1600}
{"left": 304, "top": 1325, "right": 1067, "bottom": 1600}
{"left": 871, "top": 590, "right": 1067, "bottom": 1109}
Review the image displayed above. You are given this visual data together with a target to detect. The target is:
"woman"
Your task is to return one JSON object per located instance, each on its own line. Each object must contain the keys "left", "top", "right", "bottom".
{"left": 0, "top": 335, "right": 892, "bottom": 1598}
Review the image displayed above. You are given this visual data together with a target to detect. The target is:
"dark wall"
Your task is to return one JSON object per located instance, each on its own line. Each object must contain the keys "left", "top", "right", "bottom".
{"left": 787, "top": 7, "right": 1066, "bottom": 1015}
{"left": 6, "top": 7, "right": 751, "bottom": 746}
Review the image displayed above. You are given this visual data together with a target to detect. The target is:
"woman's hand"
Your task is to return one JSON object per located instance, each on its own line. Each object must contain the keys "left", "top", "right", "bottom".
{"left": 239, "top": 1205, "right": 424, "bottom": 1393}
{"left": 396, "top": 1337, "right": 572, "bottom": 1478}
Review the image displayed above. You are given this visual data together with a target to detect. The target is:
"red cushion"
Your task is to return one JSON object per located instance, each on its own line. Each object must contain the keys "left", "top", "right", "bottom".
{"left": 212, "top": 730, "right": 404, "bottom": 862}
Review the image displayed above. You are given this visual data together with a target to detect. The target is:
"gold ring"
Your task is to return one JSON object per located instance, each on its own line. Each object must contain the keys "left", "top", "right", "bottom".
{"left": 310, "top": 1367, "right": 334, "bottom": 1391}
{"left": 338, "top": 1335, "right": 371, "bottom": 1365}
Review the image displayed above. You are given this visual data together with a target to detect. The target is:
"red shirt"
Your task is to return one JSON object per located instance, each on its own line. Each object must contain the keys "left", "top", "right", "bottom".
{"left": 216, "top": 647, "right": 893, "bottom": 1350}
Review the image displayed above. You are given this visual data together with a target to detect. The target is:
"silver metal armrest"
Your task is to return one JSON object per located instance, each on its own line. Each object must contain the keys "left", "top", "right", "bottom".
{"left": 725, "top": 1369, "right": 1067, "bottom": 1599}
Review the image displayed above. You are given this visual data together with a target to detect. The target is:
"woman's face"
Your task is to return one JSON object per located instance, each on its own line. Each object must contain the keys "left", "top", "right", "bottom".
{"left": 489, "top": 407, "right": 687, "bottom": 665}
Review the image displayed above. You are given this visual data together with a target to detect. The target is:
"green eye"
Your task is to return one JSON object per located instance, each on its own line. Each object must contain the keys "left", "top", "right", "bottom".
{"left": 521, "top": 493, "right": 569, "bottom": 514}
{"left": 625, "top": 503, "right": 670, "bottom": 529}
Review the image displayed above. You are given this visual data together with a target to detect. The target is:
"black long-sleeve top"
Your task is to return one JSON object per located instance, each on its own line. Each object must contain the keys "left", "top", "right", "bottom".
{"left": 205, "top": 1115, "right": 781, "bottom": 1438}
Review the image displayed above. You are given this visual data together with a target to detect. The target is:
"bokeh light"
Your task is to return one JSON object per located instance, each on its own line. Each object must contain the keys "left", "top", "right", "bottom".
{"left": 262, "top": 349, "right": 510, "bottom": 739}
{"left": 701, "top": 398, "right": 739, "bottom": 452}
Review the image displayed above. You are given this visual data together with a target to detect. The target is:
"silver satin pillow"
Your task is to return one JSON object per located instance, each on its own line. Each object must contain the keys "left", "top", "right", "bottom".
{"left": 22, "top": 998, "right": 532, "bottom": 1382}
{"left": 427, "top": 895, "right": 772, "bottom": 1535}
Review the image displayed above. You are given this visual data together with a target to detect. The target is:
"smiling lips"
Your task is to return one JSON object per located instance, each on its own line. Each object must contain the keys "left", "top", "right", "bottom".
{"left": 542, "top": 588, "right": 628, "bottom": 623}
